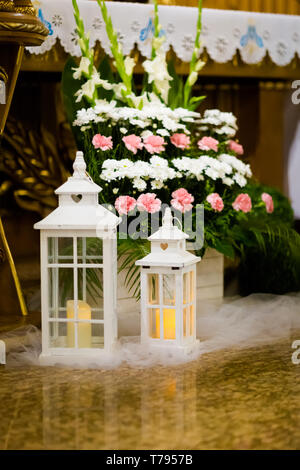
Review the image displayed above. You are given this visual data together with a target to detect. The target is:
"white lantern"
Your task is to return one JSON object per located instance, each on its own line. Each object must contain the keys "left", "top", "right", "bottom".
{"left": 136, "top": 208, "right": 200, "bottom": 353}
{"left": 34, "top": 151, "right": 121, "bottom": 365}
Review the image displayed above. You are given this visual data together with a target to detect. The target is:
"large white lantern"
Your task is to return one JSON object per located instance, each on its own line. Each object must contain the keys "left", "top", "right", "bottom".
{"left": 34, "top": 151, "right": 121, "bottom": 365}
{"left": 136, "top": 208, "right": 200, "bottom": 353}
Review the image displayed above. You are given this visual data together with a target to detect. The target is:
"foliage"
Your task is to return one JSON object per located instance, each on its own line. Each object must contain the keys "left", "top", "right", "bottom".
{"left": 62, "top": 0, "right": 300, "bottom": 297}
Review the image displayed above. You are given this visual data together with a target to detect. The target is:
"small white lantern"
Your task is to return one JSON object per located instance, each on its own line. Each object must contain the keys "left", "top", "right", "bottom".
{"left": 136, "top": 208, "right": 200, "bottom": 353}
{"left": 34, "top": 151, "right": 121, "bottom": 365}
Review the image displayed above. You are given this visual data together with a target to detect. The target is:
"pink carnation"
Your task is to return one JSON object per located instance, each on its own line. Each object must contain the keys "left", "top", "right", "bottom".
{"left": 262, "top": 193, "right": 274, "bottom": 214}
{"left": 206, "top": 193, "right": 224, "bottom": 212}
{"left": 137, "top": 193, "right": 162, "bottom": 214}
{"left": 115, "top": 196, "right": 137, "bottom": 215}
{"left": 92, "top": 134, "right": 113, "bottom": 151}
{"left": 232, "top": 194, "right": 252, "bottom": 213}
{"left": 122, "top": 134, "right": 143, "bottom": 154}
{"left": 198, "top": 136, "right": 219, "bottom": 152}
{"left": 143, "top": 135, "right": 165, "bottom": 154}
{"left": 171, "top": 188, "right": 194, "bottom": 213}
{"left": 228, "top": 140, "right": 244, "bottom": 155}
{"left": 170, "top": 133, "right": 190, "bottom": 150}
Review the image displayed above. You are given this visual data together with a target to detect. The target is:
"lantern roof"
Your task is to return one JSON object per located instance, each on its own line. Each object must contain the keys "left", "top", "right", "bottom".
{"left": 34, "top": 151, "right": 121, "bottom": 231}
{"left": 55, "top": 151, "right": 101, "bottom": 195}
{"left": 148, "top": 208, "right": 189, "bottom": 242}
{"left": 136, "top": 208, "right": 200, "bottom": 268}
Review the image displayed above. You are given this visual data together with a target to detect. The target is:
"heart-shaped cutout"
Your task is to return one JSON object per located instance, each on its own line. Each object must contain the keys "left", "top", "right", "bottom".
{"left": 71, "top": 194, "right": 83, "bottom": 203}
{"left": 160, "top": 243, "right": 168, "bottom": 251}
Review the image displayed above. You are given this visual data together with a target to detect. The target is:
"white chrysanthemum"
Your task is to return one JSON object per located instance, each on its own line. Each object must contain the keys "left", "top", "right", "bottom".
{"left": 157, "top": 129, "right": 170, "bottom": 137}
{"left": 223, "top": 177, "right": 234, "bottom": 186}
{"left": 151, "top": 180, "right": 164, "bottom": 190}
{"left": 233, "top": 173, "right": 247, "bottom": 187}
{"left": 141, "top": 130, "right": 153, "bottom": 140}
{"left": 133, "top": 178, "right": 147, "bottom": 191}
{"left": 100, "top": 169, "right": 120, "bottom": 182}
{"left": 150, "top": 155, "right": 169, "bottom": 168}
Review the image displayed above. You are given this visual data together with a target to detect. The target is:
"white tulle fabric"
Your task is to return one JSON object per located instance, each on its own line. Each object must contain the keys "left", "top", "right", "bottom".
{"left": 2, "top": 293, "right": 300, "bottom": 369}
{"left": 26, "top": 1, "right": 300, "bottom": 66}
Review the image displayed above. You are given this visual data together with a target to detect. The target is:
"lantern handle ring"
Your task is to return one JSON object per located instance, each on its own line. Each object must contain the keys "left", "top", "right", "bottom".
{"left": 173, "top": 217, "right": 183, "bottom": 231}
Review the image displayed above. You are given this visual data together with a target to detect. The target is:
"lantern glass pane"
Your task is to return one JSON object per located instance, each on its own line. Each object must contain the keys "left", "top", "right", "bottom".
{"left": 49, "top": 322, "right": 73, "bottom": 348}
{"left": 48, "top": 238, "right": 73, "bottom": 264}
{"left": 183, "top": 273, "right": 189, "bottom": 304}
{"left": 163, "top": 274, "right": 175, "bottom": 306}
{"left": 90, "top": 324, "right": 104, "bottom": 349}
{"left": 149, "top": 308, "right": 160, "bottom": 339}
{"left": 183, "top": 308, "right": 190, "bottom": 338}
{"left": 190, "top": 270, "right": 195, "bottom": 302}
{"left": 148, "top": 274, "right": 159, "bottom": 305}
{"left": 77, "top": 238, "right": 103, "bottom": 264}
{"left": 48, "top": 268, "right": 74, "bottom": 319}
{"left": 163, "top": 308, "right": 176, "bottom": 340}
{"left": 189, "top": 305, "right": 194, "bottom": 336}
{"left": 78, "top": 268, "right": 104, "bottom": 320}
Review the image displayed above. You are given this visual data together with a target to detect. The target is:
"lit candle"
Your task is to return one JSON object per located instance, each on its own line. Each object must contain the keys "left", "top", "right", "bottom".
{"left": 154, "top": 308, "right": 176, "bottom": 340}
{"left": 67, "top": 300, "right": 92, "bottom": 348}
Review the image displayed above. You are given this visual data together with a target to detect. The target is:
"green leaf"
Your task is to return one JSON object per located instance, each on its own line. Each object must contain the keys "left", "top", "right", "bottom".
{"left": 167, "top": 60, "right": 184, "bottom": 109}
{"left": 213, "top": 239, "right": 235, "bottom": 259}
{"left": 61, "top": 57, "right": 84, "bottom": 147}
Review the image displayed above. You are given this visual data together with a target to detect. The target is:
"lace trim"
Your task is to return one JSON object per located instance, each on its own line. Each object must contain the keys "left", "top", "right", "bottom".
{"left": 26, "top": 1, "right": 300, "bottom": 67}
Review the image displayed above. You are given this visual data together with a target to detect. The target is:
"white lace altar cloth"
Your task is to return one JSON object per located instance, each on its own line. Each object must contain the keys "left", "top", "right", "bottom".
{"left": 27, "top": 0, "right": 300, "bottom": 66}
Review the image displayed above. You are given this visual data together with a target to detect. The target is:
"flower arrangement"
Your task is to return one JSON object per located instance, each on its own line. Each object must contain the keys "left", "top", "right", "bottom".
{"left": 62, "top": 0, "right": 300, "bottom": 295}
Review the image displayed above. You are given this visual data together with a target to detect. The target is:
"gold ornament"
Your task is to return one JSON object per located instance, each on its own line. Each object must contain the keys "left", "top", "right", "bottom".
{"left": 0, "top": 117, "right": 75, "bottom": 216}
{"left": 0, "top": 0, "right": 14, "bottom": 12}
{"left": 12, "top": 0, "right": 37, "bottom": 16}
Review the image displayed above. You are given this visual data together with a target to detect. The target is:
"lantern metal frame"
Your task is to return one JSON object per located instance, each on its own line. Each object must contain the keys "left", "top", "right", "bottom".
{"left": 34, "top": 152, "right": 121, "bottom": 366}
{"left": 136, "top": 208, "right": 200, "bottom": 353}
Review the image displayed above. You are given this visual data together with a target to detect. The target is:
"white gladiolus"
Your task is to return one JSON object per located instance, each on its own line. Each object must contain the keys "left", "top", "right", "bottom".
{"left": 124, "top": 56, "right": 136, "bottom": 76}
{"left": 73, "top": 57, "right": 90, "bottom": 80}
{"left": 152, "top": 35, "right": 165, "bottom": 52}
{"left": 143, "top": 52, "right": 172, "bottom": 85}
{"left": 195, "top": 59, "right": 205, "bottom": 72}
{"left": 188, "top": 71, "right": 198, "bottom": 86}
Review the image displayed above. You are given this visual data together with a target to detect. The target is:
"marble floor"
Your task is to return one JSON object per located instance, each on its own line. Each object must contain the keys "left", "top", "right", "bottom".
{"left": 0, "top": 331, "right": 300, "bottom": 450}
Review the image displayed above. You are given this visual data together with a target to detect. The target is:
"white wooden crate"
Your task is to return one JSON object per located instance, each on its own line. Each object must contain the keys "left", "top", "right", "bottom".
{"left": 117, "top": 248, "right": 224, "bottom": 337}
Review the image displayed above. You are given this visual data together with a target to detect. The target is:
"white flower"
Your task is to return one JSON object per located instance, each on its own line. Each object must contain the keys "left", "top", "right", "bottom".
{"left": 151, "top": 180, "right": 164, "bottom": 190}
{"left": 188, "top": 71, "right": 198, "bottom": 86}
{"left": 141, "top": 130, "right": 153, "bottom": 140}
{"left": 222, "top": 177, "right": 234, "bottom": 186}
{"left": 120, "top": 127, "right": 128, "bottom": 134}
{"left": 143, "top": 52, "right": 172, "bottom": 84}
{"left": 124, "top": 56, "right": 136, "bottom": 76}
{"left": 154, "top": 79, "right": 171, "bottom": 103}
{"left": 100, "top": 169, "right": 119, "bottom": 182}
{"left": 157, "top": 129, "right": 170, "bottom": 137}
{"left": 130, "top": 118, "right": 149, "bottom": 128}
{"left": 195, "top": 59, "right": 205, "bottom": 72}
{"left": 75, "top": 73, "right": 101, "bottom": 102}
{"left": 72, "top": 57, "right": 90, "bottom": 80}
{"left": 152, "top": 35, "right": 165, "bottom": 53}
{"left": 150, "top": 155, "right": 169, "bottom": 168}
{"left": 133, "top": 178, "right": 147, "bottom": 191}
{"left": 111, "top": 82, "right": 127, "bottom": 100}
{"left": 113, "top": 188, "right": 119, "bottom": 195}
{"left": 233, "top": 173, "right": 247, "bottom": 187}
